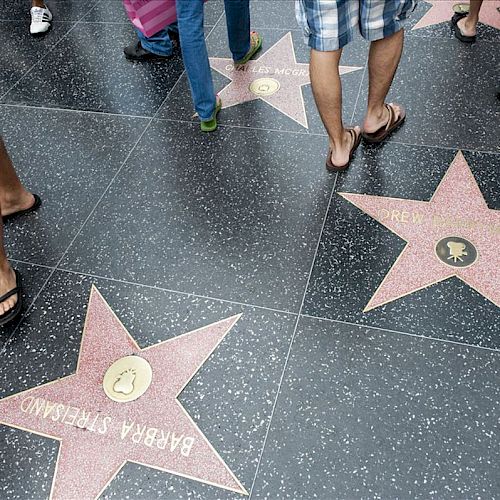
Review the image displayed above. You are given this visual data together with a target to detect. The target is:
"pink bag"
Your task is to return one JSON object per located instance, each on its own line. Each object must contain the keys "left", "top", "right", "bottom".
{"left": 123, "top": 0, "right": 177, "bottom": 38}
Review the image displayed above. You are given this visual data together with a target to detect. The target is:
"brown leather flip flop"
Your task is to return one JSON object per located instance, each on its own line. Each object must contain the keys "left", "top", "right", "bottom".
{"left": 326, "top": 128, "right": 362, "bottom": 172}
{"left": 361, "top": 103, "right": 406, "bottom": 144}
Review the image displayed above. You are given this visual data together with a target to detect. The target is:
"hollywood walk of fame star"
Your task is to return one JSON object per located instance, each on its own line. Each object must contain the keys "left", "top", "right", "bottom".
{"left": 339, "top": 151, "right": 500, "bottom": 311}
{"left": 209, "top": 32, "right": 362, "bottom": 129}
{"left": 412, "top": 0, "right": 500, "bottom": 30}
{"left": 0, "top": 287, "right": 247, "bottom": 499}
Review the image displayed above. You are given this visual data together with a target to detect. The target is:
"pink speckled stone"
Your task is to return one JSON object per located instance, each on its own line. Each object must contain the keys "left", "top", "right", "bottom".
{"left": 339, "top": 151, "right": 500, "bottom": 311}
{"left": 0, "top": 288, "right": 246, "bottom": 499}
{"left": 413, "top": 0, "right": 500, "bottom": 30}
{"left": 210, "top": 32, "right": 361, "bottom": 129}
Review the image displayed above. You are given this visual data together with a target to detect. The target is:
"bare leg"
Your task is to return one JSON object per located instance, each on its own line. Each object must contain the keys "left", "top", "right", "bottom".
{"left": 0, "top": 216, "right": 17, "bottom": 316}
{"left": 310, "top": 48, "right": 360, "bottom": 168}
{"left": 362, "top": 29, "right": 404, "bottom": 133}
{"left": 457, "top": 0, "right": 484, "bottom": 37}
{"left": 0, "top": 138, "right": 35, "bottom": 218}
{"left": 32, "top": 0, "right": 45, "bottom": 7}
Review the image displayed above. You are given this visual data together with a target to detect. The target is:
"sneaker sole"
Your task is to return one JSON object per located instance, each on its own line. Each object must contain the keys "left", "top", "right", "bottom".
{"left": 30, "top": 24, "right": 52, "bottom": 36}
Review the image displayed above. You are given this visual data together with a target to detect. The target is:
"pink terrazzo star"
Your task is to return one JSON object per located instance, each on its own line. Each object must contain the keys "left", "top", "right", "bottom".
{"left": 413, "top": 0, "right": 500, "bottom": 30}
{"left": 209, "top": 32, "right": 362, "bottom": 128}
{"left": 339, "top": 151, "right": 500, "bottom": 311}
{"left": 0, "top": 287, "right": 246, "bottom": 499}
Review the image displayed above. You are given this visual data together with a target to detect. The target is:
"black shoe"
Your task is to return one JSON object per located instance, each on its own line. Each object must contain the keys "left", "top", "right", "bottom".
{"left": 123, "top": 41, "right": 173, "bottom": 61}
{"left": 168, "top": 29, "right": 180, "bottom": 48}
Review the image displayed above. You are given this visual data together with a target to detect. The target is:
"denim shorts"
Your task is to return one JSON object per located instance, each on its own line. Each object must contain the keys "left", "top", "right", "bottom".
{"left": 296, "top": 0, "right": 417, "bottom": 51}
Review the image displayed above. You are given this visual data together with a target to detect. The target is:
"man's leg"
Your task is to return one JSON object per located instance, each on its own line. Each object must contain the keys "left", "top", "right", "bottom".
{"left": 224, "top": 0, "right": 250, "bottom": 61}
{"left": 0, "top": 138, "right": 35, "bottom": 219}
{"left": 310, "top": 48, "right": 360, "bottom": 168}
{"left": 362, "top": 29, "right": 404, "bottom": 134}
{"left": 176, "top": 0, "right": 216, "bottom": 121}
{"left": 457, "top": 0, "right": 484, "bottom": 37}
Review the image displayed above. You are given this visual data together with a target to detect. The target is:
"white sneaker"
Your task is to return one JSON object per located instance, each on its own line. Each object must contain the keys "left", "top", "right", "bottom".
{"left": 30, "top": 6, "right": 53, "bottom": 35}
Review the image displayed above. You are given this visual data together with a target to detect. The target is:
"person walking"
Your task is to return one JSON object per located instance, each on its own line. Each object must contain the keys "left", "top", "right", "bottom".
{"left": 176, "top": 0, "right": 262, "bottom": 131}
{"left": 0, "top": 137, "right": 41, "bottom": 325}
{"left": 296, "top": 0, "right": 415, "bottom": 170}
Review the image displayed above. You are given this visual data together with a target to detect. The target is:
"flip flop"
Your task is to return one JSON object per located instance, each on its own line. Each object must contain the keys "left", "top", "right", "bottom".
{"left": 451, "top": 12, "right": 476, "bottom": 43}
{"left": 200, "top": 95, "right": 222, "bottom": 132}
{"left": 234, "top": 31, "right": 263, "bottom": 65}
{"left": 325, "top": 128, "right": 362, "bottom": 172}
{"left": 3, "top": 194, "right": 42, "bottom": 221}
{"left": 0, "top": 270, "right": 22, "bottom": 327}
{"left": 361, "top": 103, "right": 406, "bottom": 144}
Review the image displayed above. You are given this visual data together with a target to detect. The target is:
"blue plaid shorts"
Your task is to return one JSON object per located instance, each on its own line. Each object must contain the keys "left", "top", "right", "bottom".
{"left": 296, "top": 0, "right": 417, "bottom": 51}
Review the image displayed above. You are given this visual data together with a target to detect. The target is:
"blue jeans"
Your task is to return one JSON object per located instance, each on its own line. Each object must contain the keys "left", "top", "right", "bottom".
{"left": 176, "top": 0, "right": 250, "bottom": 120}
{"left": 135, "top": 23, "right": 178, "bottom": 57}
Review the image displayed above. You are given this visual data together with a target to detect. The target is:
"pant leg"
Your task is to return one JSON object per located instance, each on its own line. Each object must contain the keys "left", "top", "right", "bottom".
{"left": 176, "top": 0, "right": 215, "bottom": 120}
{"left": 224, "top": 0, "right": 250, "bottom": 60}
{"left": 135, "top": 27, "right": 174, "bottom": 56}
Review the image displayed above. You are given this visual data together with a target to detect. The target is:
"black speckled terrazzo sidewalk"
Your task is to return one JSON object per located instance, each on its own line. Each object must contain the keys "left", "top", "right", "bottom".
{"left": 0, "top": 0, "right": 499, "bottom": 498}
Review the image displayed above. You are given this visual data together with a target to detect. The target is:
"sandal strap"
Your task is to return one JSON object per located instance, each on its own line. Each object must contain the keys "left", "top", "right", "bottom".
{"left": 250, "top": 31, "right": 259, "bottom": 47}
{"left": 0, "top": 286, "right": 20, "bottom": 303}
{"left": 384, "top": 104, "right": 395, "bottom": 131}
{"left": 347, "top": 127, "right": 360, "bottom": 146}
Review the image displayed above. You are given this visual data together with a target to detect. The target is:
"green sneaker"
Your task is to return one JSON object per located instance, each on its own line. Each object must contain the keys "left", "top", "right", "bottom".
{"left": 234, "top": 31, "right": 263, "bottom": 66}
{"left": 200, "top": 95, "right": 222, "bottom": 132}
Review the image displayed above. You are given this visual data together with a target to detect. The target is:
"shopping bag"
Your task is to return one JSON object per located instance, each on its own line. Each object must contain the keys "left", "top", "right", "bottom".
{"left": 123, "top": 0, "right": 177, "bottom": 38}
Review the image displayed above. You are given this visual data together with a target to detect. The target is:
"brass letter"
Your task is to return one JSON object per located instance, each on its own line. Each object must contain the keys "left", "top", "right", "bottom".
{"left": 144, "top": 428, "right": 158, "bottom": 447}
{"left": 181, "top": 437, "right": 195, "bottom": 457}
{"left": 20, "top": 397, "right": 34, "bottom": 413}
{"left": 98, "top": 416, "right": 111, "bottom": 435}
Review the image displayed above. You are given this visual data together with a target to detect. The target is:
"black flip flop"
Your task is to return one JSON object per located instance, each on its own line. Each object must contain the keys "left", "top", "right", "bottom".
{"left": 361, "top": 103, "right": 406, "bottom": 144}
{"left": 3, "top": 194, "right": 42, "bottom": 222}
{"left": 0, "top": 270, "right": 22, "bottom": 326}
{"left": 451, "top": 12, "right": 476, "bottom": 43}
{"left": 326, "top": 128, "right": 362, "bottom": 172}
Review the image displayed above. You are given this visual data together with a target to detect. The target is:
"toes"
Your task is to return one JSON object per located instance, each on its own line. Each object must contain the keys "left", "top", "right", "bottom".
{"left": 0, "top": 293, "right": 18, "bottom": 316}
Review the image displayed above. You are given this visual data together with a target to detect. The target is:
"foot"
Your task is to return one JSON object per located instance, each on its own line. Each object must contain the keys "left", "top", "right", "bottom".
{"left": 363, "top": 102, "right": 403, "bottom": 135}
{"left": 328, "top": 126, "right": 361, "bottom": 169}
{"left": 0, "top": 191, "right": 36, "bottom": 218}
{"left": 200, "top": 95, "right": 222, "bottom": 132}
{"left": 30, "top": 5, "right": 52, "bottom": 35}
{"left": 234, "top": 31, "right": 263, "bottom": 65}
{"left": 457, "top": 16, "right": 478, "bottom": 37}
{"left": 123, "top": 41, "right": 173, "bottom": 61}
{"left": 0, "top": 266, "right": 18, "bottom": 317}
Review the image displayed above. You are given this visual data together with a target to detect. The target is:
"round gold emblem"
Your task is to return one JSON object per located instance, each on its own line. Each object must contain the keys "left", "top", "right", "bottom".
{"left": 249, "top": 78, "right": 281, "bottom": 97}
{"left": 435, "top": 236, "right": 478, "bottom": 269}
{"left": 103, "top": 355, "right": 152, "bottom": 403}
{"left": 452, "top": 3, "right": 470, "bottom": 13}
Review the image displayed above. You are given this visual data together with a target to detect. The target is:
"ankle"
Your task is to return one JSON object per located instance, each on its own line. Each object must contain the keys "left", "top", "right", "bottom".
{"left": 0, "top": 188, "right": 31, "bottom": 206}
{"left": 0, "top": 261, "right": 12, "bottom": 276}
{"left": 329, "top": 128, "right": 353, "bottom": 151}
{"left": 464, "top": 16, "right": 478, "bottom": 30}
{"left": 366, "top": 103, "right": 386, "bottom": 121}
